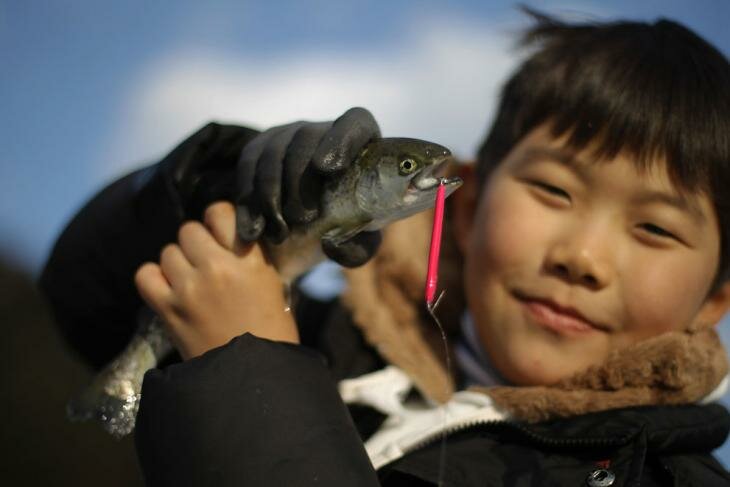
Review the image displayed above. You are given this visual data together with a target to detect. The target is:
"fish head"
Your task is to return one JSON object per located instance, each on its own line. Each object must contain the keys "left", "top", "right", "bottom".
{"left": 355, "top": 138, "right": 462, "bottom": 226}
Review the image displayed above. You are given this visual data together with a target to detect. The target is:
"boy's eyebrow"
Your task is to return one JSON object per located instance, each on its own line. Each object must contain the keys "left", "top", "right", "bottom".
{"left": 523, "top": 147, "right": 591, "bottom": 181}
{"left": 524, "top": 147, "right": 708, "bottom": 224}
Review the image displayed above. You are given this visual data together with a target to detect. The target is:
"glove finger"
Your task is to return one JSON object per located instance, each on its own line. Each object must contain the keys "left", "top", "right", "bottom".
{"left": 255, "top": 123, "right": 306, "bottom": 244}
{"left": 282, "top": 121, "right": 332, "bottom": 225}
{"left": 321, "top": 230, "right": 382, "bottom": 268}
{"left": 236, "top": 126, "right": 285, "bottom": 242}
{"left": 312, "top": 107, "right": 381, "bottom": 174}
{"left": 235, "top": 204, "right": 266, "bottom": 242}
{"left": 237, "top": 127, "right": 279, "bottom": 203}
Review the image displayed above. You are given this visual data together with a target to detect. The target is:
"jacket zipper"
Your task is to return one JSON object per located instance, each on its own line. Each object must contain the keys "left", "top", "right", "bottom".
{"left": 405, "top": 417, "right": 631, "bottom": 455}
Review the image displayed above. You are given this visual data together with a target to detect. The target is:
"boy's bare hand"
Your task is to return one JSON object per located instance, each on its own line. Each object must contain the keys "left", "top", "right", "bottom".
{"left": 135, "top": 202, "right": 299, "bottom": 360}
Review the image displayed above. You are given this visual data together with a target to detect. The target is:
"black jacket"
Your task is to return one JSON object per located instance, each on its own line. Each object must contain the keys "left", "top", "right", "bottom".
{"left": 134, "top": 298, "right": 730, "bottom": 487}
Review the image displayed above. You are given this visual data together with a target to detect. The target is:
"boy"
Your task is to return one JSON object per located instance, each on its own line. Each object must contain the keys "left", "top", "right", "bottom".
{"left": 41, "top": 11, "right": 730, "bottom": 486}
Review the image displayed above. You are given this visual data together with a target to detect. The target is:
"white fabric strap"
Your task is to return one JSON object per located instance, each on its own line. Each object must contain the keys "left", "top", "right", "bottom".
{"left": 339, "top": 366, "right": 509, "bottom": 469}
{"left": 700, "top": 375, "right": 730, "bottom": 404}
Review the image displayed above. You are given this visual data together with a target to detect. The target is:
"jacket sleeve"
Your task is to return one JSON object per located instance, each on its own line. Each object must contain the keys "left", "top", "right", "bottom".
{"left": 134, "top": 333, "right": 381, "bottom": 487}
{"left": 38, "top": 123, "right": 258, "bottom": 369}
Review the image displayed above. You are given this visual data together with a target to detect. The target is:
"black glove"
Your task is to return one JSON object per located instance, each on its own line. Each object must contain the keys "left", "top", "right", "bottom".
{"left": 234, "top": 107, "right": 383, "bottom": 267}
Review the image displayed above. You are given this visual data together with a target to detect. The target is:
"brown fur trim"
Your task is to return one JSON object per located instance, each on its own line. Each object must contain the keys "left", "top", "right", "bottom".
{"left": 479, "top": 327, "right": 729, "bottom": 422}
{"left": 342, "top": 211, "right": 460, "bottom": 403}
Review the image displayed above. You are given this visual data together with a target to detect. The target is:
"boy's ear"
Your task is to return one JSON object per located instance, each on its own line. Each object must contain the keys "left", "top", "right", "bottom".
{"left": 452, "top": 164, "right": 479, "bottom": 255}
{"left": 692, "top": 280, "right": 730, "bottom": 330}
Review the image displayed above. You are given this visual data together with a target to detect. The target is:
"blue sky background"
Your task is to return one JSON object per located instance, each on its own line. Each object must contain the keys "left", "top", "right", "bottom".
{"left": 4, "top": 0, "right": 730, "bottom": 465}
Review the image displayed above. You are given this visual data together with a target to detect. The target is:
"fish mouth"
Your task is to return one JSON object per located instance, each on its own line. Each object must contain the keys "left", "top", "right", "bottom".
{"left": 409, "top": 158, "right": 462, "bottom": 196}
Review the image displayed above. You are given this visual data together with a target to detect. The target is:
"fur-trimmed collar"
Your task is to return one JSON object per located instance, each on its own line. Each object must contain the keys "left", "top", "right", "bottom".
{"left": 340, "top": 206, "right": 729, "bottom": 423}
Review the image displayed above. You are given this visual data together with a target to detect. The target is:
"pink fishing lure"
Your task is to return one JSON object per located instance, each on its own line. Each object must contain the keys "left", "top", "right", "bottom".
{"left": 425, "top": 182, "right": 445, "bottom": 307}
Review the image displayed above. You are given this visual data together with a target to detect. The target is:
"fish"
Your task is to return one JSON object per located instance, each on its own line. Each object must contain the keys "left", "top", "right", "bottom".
{"left": 66, "top": 137, "right": 462, "bottom": 437}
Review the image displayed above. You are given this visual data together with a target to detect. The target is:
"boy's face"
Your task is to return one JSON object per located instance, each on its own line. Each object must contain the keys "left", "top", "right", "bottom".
{"left": 455, "top": 123, "right": 730, "bottom": 385}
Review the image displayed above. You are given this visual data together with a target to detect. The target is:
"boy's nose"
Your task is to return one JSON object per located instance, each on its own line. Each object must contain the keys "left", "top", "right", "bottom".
{"left": 543, "top": 239, "right": 613, "bottom": 290}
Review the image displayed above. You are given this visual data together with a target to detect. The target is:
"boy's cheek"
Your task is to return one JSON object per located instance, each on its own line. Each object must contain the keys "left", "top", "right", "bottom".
{"left": 620, "top": 258, "right": 711, "bottom": 339}
{"left": 471, "top": 184, "right": 550, "bottom": 274}
{"left": 620, "top": 265, "right": 677, "bottom": 336}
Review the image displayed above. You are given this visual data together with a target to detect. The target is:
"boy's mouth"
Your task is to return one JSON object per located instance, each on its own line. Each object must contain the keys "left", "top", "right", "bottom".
{"left": 513, "top": 291, "right": 607, "bottom": 334}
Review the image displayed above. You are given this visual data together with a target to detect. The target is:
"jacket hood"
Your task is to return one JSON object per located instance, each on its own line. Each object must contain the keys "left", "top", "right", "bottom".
{"left": 340, "top": 193, "right": 730, "bottom": 423}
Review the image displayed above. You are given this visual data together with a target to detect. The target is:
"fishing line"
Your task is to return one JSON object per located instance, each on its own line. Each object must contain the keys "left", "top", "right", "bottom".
{"left": 425, "top": 181, "right": 452, "bottom": 487}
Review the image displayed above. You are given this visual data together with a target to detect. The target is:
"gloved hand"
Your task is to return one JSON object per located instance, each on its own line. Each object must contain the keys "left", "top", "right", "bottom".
{"left": 40, "top": 111, "right": 382, "bottom": 368}
{"left": 234, "top": 107, "right": 383, "bottom": 267}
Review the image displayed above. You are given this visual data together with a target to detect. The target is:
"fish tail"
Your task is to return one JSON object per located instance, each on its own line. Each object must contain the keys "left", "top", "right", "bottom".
{"left": 66, "top": 314, "right": 172, "bottom": 438}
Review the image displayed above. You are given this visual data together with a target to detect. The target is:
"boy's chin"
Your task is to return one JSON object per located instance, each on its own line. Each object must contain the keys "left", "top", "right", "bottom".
{"left": 490, "top": 339, "right": 604, "bottom": 387}
{"left": 498, "top": 360, "right": 569, "bottom": 386}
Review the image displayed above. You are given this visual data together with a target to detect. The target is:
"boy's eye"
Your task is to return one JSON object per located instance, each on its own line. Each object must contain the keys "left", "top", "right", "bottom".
{"left": 532, "top": 182, "right": 571, "bottom": 201}
{"left": 640, "top": 223, "right": 677, "bottom": 240}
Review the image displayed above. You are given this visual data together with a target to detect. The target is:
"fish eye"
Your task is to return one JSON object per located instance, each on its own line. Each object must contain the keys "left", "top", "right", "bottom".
{"left": 399, "top": 159, "right": 417, "bottom": 175}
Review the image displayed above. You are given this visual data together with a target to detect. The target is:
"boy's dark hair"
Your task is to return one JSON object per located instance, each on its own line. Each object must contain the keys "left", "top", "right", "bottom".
{"left": 477, "top": 8, "right": 730, "bottom": 295}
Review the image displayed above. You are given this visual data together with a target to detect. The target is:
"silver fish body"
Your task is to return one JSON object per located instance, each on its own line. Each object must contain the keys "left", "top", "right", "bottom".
{"left": 67, "top": 137, "right": 462, "bottom": 437}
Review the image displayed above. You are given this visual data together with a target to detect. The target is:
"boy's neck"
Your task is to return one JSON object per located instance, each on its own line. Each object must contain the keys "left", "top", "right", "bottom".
{"left": 455, "top": 311, "right": 512, "bottom": 388}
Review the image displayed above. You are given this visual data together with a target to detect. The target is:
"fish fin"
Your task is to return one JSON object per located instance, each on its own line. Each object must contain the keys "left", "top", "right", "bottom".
{"left": 321, "top": 220, "right": 373, "bottom": 247}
